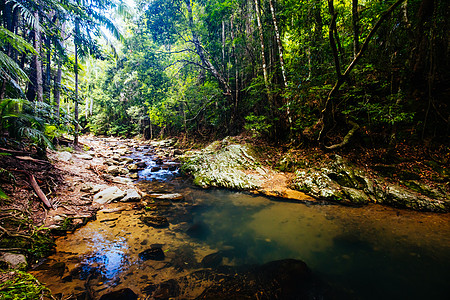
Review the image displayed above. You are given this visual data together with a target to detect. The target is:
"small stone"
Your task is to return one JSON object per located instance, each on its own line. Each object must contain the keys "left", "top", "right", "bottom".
{"left": 151, "top": 167, "right": 161, "bottom": 172}
{"left": 55, "top": 151, "right": 72, "bottom": 162}
{"left": 155, "top": 193, "right": 184, "bottom": 201}
{"left": 75, "top": 153, "right": 93, "bottom": 160}
{"left": 141, "top": 216, "right": 169, "bottom": 228}
{"left": 112, "top": 177, "right": 133, "bottom": 185}
{"left": 129, "top": 173, "right": 139, "bottom": 179}
{"left": 107, "top": 166, "right": 129, "bottom": 176}
{"left": 99, "top": 288, "right": 138, "bottom": 300}
{"left": 201, "top": 252, "right": 223, "bottom": 268}
{"left": 136, "top": 161, "right": 147, "bottom": 168}
{"left": 127, "top": 164, "right": 138, "bottom": 171}
{"left": 119, "top": 157, "right": 134, "bottom": 164}
{"left": 121, "top": 189, "right": 141, "bottom": 202}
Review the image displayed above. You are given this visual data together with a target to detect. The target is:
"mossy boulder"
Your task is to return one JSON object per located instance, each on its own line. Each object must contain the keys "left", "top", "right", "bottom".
{"left": 180, "top": 138, "right": 266, "bottom": 190}
{"left": 292, "top": 155, "right": 449, "bottom": 212}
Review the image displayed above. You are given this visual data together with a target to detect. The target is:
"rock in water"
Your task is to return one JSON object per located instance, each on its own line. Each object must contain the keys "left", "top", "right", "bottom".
{"left": 121, "top": 189, "right": 141, "bottom": 202}
{"left": 201, "top": 252, "right": 223, "bottom": 268}
{"left": 99, "top": 288, "right": 138, "bottom": 300}
{"left": 155, "top": 193, "right": 184, "bottom": 201}
{"left": 93, "top": 186, "right": 125, "bottom": 204}
{"left": 141, "top": 216, "right": 169, "bottom": 228}
{"left": 139, "top": 247, "right": 165, "bottom": 261}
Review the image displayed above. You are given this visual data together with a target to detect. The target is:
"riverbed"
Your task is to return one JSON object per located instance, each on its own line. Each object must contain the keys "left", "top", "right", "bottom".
{"left": 31, "top": 141, "right": 450, "bottom": 299}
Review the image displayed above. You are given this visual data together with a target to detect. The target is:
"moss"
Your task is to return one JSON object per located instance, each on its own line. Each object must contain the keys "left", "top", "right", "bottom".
{"left": 0, "top": 271, "right": 53, "bottom": 300}
{"left": 29, "top": 229, "right": 55, "bottom": 259}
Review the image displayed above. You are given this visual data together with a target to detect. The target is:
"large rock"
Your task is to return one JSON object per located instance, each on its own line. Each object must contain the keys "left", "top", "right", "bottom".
{"left": 0, "top": 252, "right": 27, "bottom": 270}
{"left": 292, "top": 155, "right": 449, "bottom": 212}
{"left": 93, "top": 186, "right": 126, "bottom": 204}
{"left": 180, "top": 138, "right": 266, "bottom": 190}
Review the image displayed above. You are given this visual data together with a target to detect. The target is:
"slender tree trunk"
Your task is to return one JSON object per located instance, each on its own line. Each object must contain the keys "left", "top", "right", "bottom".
{"left": 268, "top": 0, "right": 291, "bottom": 130}
{"left": 54, "top": 22, "right": 65, "bottom": 119}
{"left": 222, "top": 20, "right": 226, "bottom": 74}
{"left": 352, "top": 0, "right": 360, "bottom": 58}
{"left": 34, "top": 10, "right": 43, "bottom": 102}
{"left": 230, "top": 16, "right": 239, "bottom": 111}
{"left": 253, "top": 0, "right": 272, "bottom": 103}
{"left": 74, "top": 20, "right": 79, "bottom": 147}
{"left": 44, "top": 36, "right": 51, "bottom": 101}
{"left": 54, "top": 65, "right": 62, "bottom": 118}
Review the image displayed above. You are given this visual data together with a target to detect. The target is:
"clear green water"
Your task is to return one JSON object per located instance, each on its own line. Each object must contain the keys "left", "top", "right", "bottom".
{"left": 186, "top": 188, "right": 450, "bottom": 299}
{"left": 32, "top": 181, "right": 450, "bottom": 299}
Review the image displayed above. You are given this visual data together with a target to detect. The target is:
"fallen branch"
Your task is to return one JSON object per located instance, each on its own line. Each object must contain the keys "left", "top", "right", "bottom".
{"left": 28, "top": 174, "right": 53, "bottom": 209}
{"left": 9, "top": 170, "right": 54, "bottom": 209}
{"left": 325, "top": 120, "right": 360, "bottom": 150}
{"left": 0, "top": 148, "right": 29, "bottom": 155}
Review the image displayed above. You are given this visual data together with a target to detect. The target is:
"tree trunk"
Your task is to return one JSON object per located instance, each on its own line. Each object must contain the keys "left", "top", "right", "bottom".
{"left": 74, "top": 20, "right": 79, "bottom": 147}
{"left": 53, "top": 22, "right": 65, "bottom": 119}
{"left": 54, "top": 64, "right": 62, "bottom": 119}
{"left": 230, "top": 16, "right": 239, "bottom": 114}
{"left": 185, "top": 0, "right": 232, "bottom": 96}
{"left": 34, "top": 10, "right": 43, "bottom": 102}
{"left": 319, "top": 0, "right": 405, "bottom": 145}
{"left": 352, "top": 0, "right": 360, "bottom": 58}
{"left": 44, "top": 35, "right": 51, "bottom": 101}
{"left": 253, "top": 0, "right": 272, "bottom": 103}
{"left": 268, "top": 0, "right": 291, "bottom": 129}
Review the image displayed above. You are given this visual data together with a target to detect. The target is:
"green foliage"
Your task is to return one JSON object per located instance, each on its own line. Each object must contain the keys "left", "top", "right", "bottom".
{"left": 244, "top": 114, "right": 272, "bottom": 138}
{"left": 28, "top": 227, "right": 55, "bottom": 259}
{"left": 0, "top": 271, "right": 53, "bottom": 300}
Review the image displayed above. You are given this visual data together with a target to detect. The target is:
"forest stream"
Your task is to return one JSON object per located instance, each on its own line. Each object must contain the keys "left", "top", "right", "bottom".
{"left": 28, "top": 138, "right": 450, "bottom": 300}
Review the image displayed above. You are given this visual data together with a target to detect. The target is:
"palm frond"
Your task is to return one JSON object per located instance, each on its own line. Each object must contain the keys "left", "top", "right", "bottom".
{"left": 18, "top": 126, "right": 55, "bottom": 149}
{"left": 114, "top": 0, "right": 133, "bottom": 19}
{"left": 90, "top": 10, "right": 124, "bottom": 42}
{"left": 6, "top": 0, "right": 37, "bottom": 30}
{"left": 0, "top": 26, "right": 37, "bottom": 55}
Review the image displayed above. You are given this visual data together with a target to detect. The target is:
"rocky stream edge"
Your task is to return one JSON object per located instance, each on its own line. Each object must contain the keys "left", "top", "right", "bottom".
{"left": 180, "top": 137, "right": 449, "bottom": 212}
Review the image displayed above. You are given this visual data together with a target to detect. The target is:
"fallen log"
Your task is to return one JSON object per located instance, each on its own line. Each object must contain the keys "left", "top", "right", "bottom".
{"left": 28, "top": 174, "right": 53, "bottom": 209}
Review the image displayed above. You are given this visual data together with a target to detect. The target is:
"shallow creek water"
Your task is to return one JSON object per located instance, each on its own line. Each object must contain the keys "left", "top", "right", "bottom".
{"left": 31, "top": 148, "right": 450, "bottom": 300}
